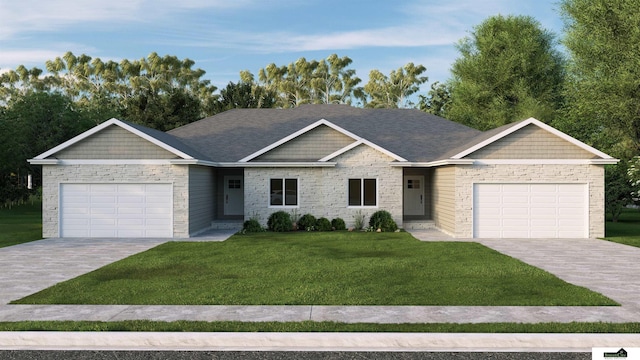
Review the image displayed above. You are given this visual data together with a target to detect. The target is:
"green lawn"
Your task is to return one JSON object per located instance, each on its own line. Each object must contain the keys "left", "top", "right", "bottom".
{"left": 14, "top": 231, "right": 615, "bottom": 306}
{"left": 605, "top": 208, "right": 640, "bottom": 248}
{"left": 0, "top": 200, "right": 42, "bottom": 248}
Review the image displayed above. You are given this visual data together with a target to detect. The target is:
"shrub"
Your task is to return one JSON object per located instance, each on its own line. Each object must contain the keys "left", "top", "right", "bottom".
{"left": 297, "top": 214, "right": 317, "bottom": 231}
{"left": 242, "top": 218, "right": 264, "bottom": 233}
{"left": 353, "top": 210, "right": 365, "bottom": 230}
{"left": 267, "top": 211, "right": 292, "bottom": 232}
{"left": 369, "top": 210, "right": 398, "bottom": 232}
{"left": 331, "top": 217, "right": 346, "bottom": 231}
{"left": 316, "top": 217, "right": 332, "bottom": 231}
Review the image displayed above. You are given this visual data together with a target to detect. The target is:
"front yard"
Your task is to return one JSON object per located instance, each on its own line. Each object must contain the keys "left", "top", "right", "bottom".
{"left": 14, "top": 231, "right": 615, "bottom": 306}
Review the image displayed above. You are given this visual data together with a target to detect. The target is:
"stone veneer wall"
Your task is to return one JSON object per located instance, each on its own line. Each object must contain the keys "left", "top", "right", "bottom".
{"left": 42, "top": 164, "right": 189, "bottom": 238}
{"left": 453, "top": 164, "right": 605, "bottom": 238}
{"left": 244, "top": 144, "right": 403, "bottom": 228}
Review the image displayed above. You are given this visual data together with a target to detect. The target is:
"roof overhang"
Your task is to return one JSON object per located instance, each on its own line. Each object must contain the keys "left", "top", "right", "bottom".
{"left": 171, "top": 160, "right": 337, "bottom": 168}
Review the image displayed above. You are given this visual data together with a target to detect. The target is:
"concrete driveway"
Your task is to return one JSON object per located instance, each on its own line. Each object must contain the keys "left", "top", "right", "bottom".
{"left": 476, "top": 238, "right": 640, "bottom": 309}
{"left": 0, "top": 238, "right": 168, "bottom": 304}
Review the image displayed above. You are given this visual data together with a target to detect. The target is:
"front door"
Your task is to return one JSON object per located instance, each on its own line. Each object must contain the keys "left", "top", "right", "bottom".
{"left": 223, "top": 176, "right": 243, "bottom": 216}
{"left": 403, "top": 176, "right": 425, "bottom": 216}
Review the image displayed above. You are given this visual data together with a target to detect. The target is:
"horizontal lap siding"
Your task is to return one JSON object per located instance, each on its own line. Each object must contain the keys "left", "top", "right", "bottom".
{"left": 255, "top": 125, "right": 355, "bottom": 162}
{"left": 466, "top": 125, "right": 595, "bottom": 159}
{"left": 432, "top": 166, "right": 455, "bottom": 235}
{"left": 188, "top": 166, "right": 215, "bottom": 235}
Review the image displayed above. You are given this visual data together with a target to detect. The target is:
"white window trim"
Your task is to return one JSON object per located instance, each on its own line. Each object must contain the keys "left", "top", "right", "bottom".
{"left": 347, "top": 178, "right": 378, "bottom": 208}
{"left": 268, "top": 178, "right": 300, "bottom": 208}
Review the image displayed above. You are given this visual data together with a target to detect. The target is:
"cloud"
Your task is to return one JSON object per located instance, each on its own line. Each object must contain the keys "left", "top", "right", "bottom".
{"left": 163, "top": 0, "right": 517, "bottom": 53}
{"left": 0, "top": 0, "right": 261, "bottom": 40}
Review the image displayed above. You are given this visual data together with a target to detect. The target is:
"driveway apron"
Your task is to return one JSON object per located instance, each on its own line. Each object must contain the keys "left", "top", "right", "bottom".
{"left": 0, "top": 238, "right": 167, "bottom": 304}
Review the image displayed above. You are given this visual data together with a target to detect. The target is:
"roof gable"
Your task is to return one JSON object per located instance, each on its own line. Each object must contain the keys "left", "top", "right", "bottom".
{"left": 451, "top": 118, "right": 615, "bottom": 160}
{"left": 253, "top": 123, "right": 354, "bottom": 162}
{"left": 32, "top": 118, "right": 198, "bottom": 161}
{"left": 239, "top": 119, "right": 407, "bottom": 162}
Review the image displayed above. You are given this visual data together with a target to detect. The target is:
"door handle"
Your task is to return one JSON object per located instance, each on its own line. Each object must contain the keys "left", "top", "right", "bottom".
{"left": 420, "top": 195, "right": 423, "bottom": 204}
{"left": 226, "top": 195, "right": 228, "bottom": 204}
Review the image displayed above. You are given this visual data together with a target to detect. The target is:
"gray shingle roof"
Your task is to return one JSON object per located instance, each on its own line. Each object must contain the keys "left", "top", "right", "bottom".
{"left": 167, "top": 105, "right": 483, "bottom": 162}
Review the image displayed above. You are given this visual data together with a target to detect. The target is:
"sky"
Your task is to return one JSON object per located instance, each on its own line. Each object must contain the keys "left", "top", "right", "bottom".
{"left": 0, "top": 0, "right": 565, "bottom": 95}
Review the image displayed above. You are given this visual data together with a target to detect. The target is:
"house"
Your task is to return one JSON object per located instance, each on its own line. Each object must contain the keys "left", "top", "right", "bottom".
{"left": 28, "top": 105, "right": 618, "bottom": 239}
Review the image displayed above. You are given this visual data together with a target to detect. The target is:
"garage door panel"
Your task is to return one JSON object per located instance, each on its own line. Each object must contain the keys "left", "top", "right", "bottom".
{"left": 61, "top": 183, "right": 173, "bottom": 238}
{"left": 474, "top": 183, "right": 586, "bottom": 238}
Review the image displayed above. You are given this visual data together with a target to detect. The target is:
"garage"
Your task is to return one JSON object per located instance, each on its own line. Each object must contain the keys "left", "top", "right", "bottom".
{"left": 473, "top": 183, "right": 587, "bottom": 238}
{"left": 60, "top": 183, "right": 173, "bottom": 238}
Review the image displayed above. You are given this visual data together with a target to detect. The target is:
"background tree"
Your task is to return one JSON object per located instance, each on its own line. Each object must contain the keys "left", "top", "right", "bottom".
{"left": 559, "top": 0, "right": 640, "bottom": 159}
{"left": 363, "top": 63, "right": 427, "bottom": 108}
{"left": 0, "top": 92, "right": 92, "bottom": 205}
{"left": 215, "top": 81, "right": 276, "bottom": 112}
{"left": 419, "top": 81, "right": 451, "bottom": 117}
{"left": 446, "top": 15, "right": 565, "bottom": 130}
{"left": 247, "top": 54, "right": 363, "bottom": 108}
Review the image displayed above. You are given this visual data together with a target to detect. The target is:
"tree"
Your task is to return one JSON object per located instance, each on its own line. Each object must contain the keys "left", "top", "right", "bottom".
{"left": 560, "top": 0, "right": 640, "bottom": 158}
{"left": 216, "top": 81, "right": 276, "bottom": 112}
{"left": 419, "top": 81, "right": 451, "bottom": 117}
{"left": 310, "top": 54, "right": 363, "bottom": 105}
{"left": 446, "top": 15, "right": 565, "bottom": 130}
{"left": 3, "top": 52, "right": 219, "bottom": 131}
{"left": 247, "top": 54, "right": 363, "bottom": 108}
{"left": 363, "top": 63, "right": 427, "bottom": 108}
{"left": 0, "top": 92, "right": 93, "bottom": 205}
{"left": 605, "top": 163, "right": 634, "bottom": 222}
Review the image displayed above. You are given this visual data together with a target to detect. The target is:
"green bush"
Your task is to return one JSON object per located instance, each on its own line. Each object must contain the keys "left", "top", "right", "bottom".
{"left": 331, "top": 217, "right": 346, "bottom": 231}
{"left": 267, "top": 211, "right": 292, "bottom": 232}
{"left": 297, "top": 214, "right": 317, "bottom": 231}
{"left": 316, "top": 217, "right": 332, "bottom": 231}
{"left": 369, "top": 210, "right": 398, "bottom": 232}
{"left": 242, "top": 218, "right": 264, "bottom": 233}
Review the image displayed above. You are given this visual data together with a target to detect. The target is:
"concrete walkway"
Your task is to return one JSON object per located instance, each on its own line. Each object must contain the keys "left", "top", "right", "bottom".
{"left": 1, "top": 232, "right": 639, "bottom": 324}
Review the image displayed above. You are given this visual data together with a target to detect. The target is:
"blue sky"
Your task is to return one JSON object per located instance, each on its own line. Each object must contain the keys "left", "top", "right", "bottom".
{"left": 0, "top": 0, "right": 565, "bottom": 95}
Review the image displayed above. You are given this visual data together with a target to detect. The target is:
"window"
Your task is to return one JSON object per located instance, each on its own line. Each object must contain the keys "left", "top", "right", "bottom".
{"left": 270, "top": 178, "right": 298, "bottom": 206}
{"left": 348, "top": 178, "right": 377, "bottom": 207}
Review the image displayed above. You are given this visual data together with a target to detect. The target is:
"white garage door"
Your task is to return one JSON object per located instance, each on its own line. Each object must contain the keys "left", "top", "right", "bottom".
{"left": 60, "top": 183, "right": 173, "bottom": 238}
{"left": 473, "top": 183, "right": 587, "bottom": 238}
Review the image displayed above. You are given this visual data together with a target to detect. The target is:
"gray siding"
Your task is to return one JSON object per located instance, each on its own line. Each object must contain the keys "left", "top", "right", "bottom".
{"left": 432, "top": 166, "right": 455, "bottom": 235}
{"left": 255, "top": 125, "right": 355, "bottom": 162}
{"left": 465, "top": 125, "right": 595, "bottom": 159}
{"left": 188, "top": 166, "right": 215, "bottom": 234}
{"left": 54, "top": 125, "right": 177, "bottom": 159}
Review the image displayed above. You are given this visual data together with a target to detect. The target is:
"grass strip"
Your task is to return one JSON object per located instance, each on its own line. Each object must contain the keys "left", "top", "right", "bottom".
{"left": 0, "top": 320, "right": 638, "bottom": 333}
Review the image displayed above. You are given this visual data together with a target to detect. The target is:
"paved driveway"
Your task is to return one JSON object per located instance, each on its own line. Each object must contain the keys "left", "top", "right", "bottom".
{"left": 0, "top": 238, "right": 168, "bottom": 304}
{"left": 476, "top": 238, "right": 640, "bottom": 310}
